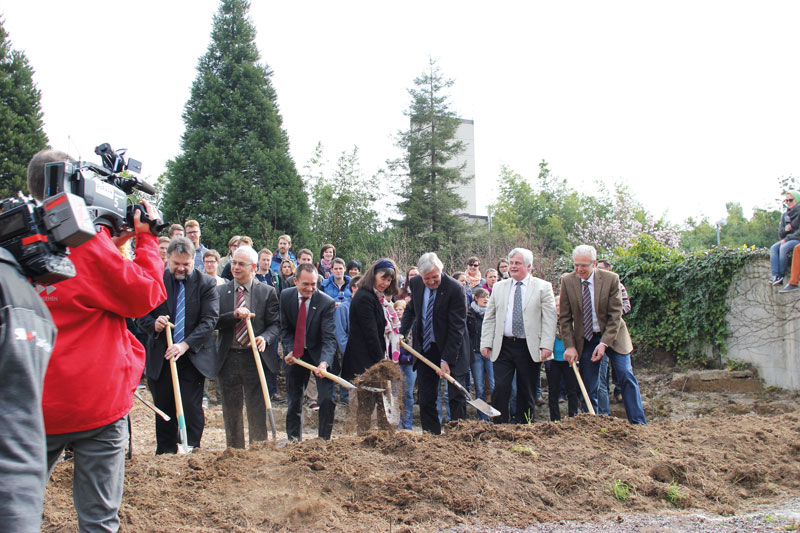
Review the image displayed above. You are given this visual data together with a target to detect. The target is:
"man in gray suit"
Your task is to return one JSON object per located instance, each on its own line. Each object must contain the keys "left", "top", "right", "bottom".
{"left": 480, "top": 248, "right": 557, "bottom": 424}
{"left": 280, "top": 263, "right": 337, "bottom": 441}
{"left": 137, "top": 237, "right": 219, "bottom": 453}
{"left": 216, "top": 245, "right": 280, "bottom": 448}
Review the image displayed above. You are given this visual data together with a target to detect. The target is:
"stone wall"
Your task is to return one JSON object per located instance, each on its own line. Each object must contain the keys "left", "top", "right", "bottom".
{"left": 722, "top": 259, "right": 800, "bottom": 390}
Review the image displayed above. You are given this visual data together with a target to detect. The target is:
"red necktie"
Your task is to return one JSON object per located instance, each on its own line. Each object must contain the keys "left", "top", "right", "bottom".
{"left": 292, "top": 297, "right": 308, "bottom": 357}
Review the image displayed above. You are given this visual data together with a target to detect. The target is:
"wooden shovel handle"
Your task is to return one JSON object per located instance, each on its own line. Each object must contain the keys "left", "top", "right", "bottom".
{"left": 244, "top": 315, "right": 273, "bottom": 410}
{"left": 399, "top": 340, "right": 455, "bottom": 383}
{"left": 572, "top": 362, "right": 596, "bottom": 415}
{"left": 291, "top": 357, "right": 355, "bottom": 389}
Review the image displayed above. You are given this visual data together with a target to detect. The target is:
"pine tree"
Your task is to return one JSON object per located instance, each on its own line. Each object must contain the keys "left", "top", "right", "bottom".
{"left": 0, "top": 17, "right": 48, "bottom": 199}
{"left": 162, "top": 0, "right": 308, "bottom": 251}
{"left": 391, "top": 58, "right": 469, "bottom": 257}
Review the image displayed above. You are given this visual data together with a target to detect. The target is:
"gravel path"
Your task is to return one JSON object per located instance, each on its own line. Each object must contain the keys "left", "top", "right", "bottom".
{"left": 443, "top": 497, "right": 800, "bottom": 532}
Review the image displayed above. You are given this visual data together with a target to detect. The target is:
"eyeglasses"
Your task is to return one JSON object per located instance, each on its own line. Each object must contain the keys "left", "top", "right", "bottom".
{"left": 203, "top": 259, "right": 218, "bottom": 263}
{"left": 469, "top": 263, "right": 480, "bottom": 267}
{"left": 230, "top": 261, "right": 252, "bottom": 268}
{"left": 786, "top": 198, "right": 796, "bottom": 204}
{"left": 574, "top": 262, "right": 592, "bottom": 268}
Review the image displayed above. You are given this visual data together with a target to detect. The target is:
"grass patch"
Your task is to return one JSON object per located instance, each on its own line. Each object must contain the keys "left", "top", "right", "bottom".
{"left": 665, "top": 480, "right": 685, "bottom": 508}
{"left": 610, "top": 479, "right": 631, "bottom": 502}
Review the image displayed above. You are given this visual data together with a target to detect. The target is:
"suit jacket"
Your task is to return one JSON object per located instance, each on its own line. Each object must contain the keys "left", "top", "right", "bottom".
{"left": 137, "top": 269, "right": 219, "bottom": 379}
{"left": 399, "top": 274, "right": 466, "bottom": 368}
{"left": 215, "top": 279, "right": 281, "bottom": 374}
{"left": 279, "top": 288, "right": 337, "bottom": 368}
{"left": 480, "top": 275, "right": 557, "bottom": 363}
{"left": 558, "top": 268, "right": 633, "bottom": 356}
{"left": 341, "top": 288, "right": 387, "bottom": 380}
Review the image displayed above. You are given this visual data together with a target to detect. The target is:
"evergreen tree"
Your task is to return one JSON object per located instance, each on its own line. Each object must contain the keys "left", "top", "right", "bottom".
{"left": 390, "top": 58, "right": 469, "bottom": 256}
{"left": 162, "top": 0, "right": 308, "bottom": 251}
{"left": 0, "top": 17, "right": 48, "bottom": 199}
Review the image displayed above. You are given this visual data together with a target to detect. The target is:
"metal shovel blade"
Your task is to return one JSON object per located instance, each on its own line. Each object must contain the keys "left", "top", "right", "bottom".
{"left": 468, "top": 398, "right": 501, "bottom": 418}
{"left": 381, "top": 381, "right": 401, "bottom": 426}
{"left": 360, "top": 385, "right": 386, "bottom": 392}
{"left": 267, "top": 409, "right": 277, "bottom": 441}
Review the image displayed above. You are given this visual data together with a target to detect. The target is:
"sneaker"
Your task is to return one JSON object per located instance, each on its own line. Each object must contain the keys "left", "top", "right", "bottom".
{"left": 309, "top": 402, "right": 320, "bottom": 411}
{"left": 270, "top": 393, "right": 284, "bottom": 403}
{"left": 535, "top": 397, "right": 546, "bottom": 406}
{"left": 779, "top": 283, "right": 799, "bottom": 293}
{"left": 772, "top": 276, "right": 785, "bottom": 286}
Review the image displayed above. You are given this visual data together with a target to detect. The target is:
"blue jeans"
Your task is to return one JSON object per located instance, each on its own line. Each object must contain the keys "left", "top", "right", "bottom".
{"left": 436, "top": 379, "right": 450, "bottom": 423}
{"left": 770, "top": 239, "right": 800, "bottom": 278}
{"left": 470, "top": 353, "right": 494, "bottom": 421}
{"left": 398, "top": 364, "right": 416, "bottom": 430}
{"left": 579, "top": 336, "right": 646, "bottom": 424}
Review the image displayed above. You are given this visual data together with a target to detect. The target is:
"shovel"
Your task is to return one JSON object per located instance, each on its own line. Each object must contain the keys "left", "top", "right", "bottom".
{"left": 245, "top": 314, "right": 277, "bottom": 441}
{"left": 290, "top": 357, "right": 385, "bottom": 393}
{"left": 165, "top": 323, "right": 191, "bottom": 454}
{"left": 381, "top": 379, "right": 401, "bottom": 426}
{"left": 135, "top": 390, "right": 171, "bottom": 421}
{"left": 400, "top": 340, "right": 500, "bottom": 418}
{"left": 571, "top": 361, "right": 596, "bottom": 415}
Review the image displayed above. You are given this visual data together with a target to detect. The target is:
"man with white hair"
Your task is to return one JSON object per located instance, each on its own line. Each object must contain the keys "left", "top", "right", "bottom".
{"left": 400, "top": 252, "right": 468, "bottom": 434}
{"left": 215, "top": 245, "right": 281, "bottom": 448}
{"left": 559, "top": 244, "right": 646, "bottom": 424}
{"left": 480, "top": 248, "right": 557, "bottom": 423}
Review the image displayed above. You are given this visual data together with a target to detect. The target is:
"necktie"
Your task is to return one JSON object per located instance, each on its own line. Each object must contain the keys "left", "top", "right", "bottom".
{"left": 173, "top": 281, "right": 185, "bottom": 344}
{"left": 234, "top": 286, "right": 249, "bottom": 346}
{"left": 422, "top": 288, "right": 435, "bottom": 352}
{"left": 582, "top": 280, "right": 594, "bottom": 341}
{"left": 293, "top": 297, "right": 308, "bottom": 357}
{"left": 512, "top": 281, "right": 524, "bottom": 337}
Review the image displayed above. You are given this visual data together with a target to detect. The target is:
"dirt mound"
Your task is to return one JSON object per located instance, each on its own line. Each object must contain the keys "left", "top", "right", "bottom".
{"left": 43, "top": 410, "right": 800, "bottom": 531}
{"left": 354, "top": 359, "right": 403, "bottom": 387}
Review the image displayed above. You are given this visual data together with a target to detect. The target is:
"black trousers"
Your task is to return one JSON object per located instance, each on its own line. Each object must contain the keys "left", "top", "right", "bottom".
{"left": 148, "top": 356, "right": 205, "bottom": 454}
{"left": 218, "top": 349, "right": 266, "bottom": 449}
{"left": 286, "top": 351, "right": 335, "bottom": 441}
{"left": 491, "top": 337, "right": 540, "bottom": 424}
{"left": 416, "top": 343, "right": 466, "bottom": 434}
{"left": 546, "top": 360, "right": 579, "bottom": 421}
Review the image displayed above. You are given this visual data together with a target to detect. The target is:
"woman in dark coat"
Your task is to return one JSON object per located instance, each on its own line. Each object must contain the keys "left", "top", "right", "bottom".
{"left": 342, "top": 258, "right": 400, "bottom": 432}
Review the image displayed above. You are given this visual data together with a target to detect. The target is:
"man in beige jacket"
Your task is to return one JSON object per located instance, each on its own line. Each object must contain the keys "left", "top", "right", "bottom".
{"left": 480, "top": 248, "right": 556, "bottom": 423}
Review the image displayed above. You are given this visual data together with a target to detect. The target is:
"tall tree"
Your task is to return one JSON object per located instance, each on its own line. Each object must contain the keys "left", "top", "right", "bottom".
{"left": 162, "top": 0, "right": 308, "bottom": 251}
{"left": 0, "top": 17, "right": 48, "bottom": 199}
{"left": 390, "top": 58, "right": 469, "bottom": 256}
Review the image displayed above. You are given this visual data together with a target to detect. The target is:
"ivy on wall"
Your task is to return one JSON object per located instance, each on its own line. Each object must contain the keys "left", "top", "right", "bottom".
{"left": 612, "top": 235, "right": 767, "bottom": 366}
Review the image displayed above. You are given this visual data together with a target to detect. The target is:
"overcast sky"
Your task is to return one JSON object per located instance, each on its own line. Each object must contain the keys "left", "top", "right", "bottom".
{"left": 3, "top": 1, "right": 798, "bottom": 225}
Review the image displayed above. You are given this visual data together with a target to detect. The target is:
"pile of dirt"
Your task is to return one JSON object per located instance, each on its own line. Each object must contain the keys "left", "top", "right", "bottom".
{"left": 43, "top": 408, "right": 800, "bottom": 531}
{"left": 353, "top": 359, "right": 403, "bottom": 387}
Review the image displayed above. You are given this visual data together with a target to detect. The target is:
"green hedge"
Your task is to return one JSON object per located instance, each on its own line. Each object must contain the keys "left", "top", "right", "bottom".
{"left": 612, "top": 235, "right": 767, "bottom": 366}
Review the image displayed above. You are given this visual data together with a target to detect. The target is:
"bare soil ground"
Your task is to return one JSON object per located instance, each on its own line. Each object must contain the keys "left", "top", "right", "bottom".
{"left": 42, "top": 363, "right": 800, "bottom": 532}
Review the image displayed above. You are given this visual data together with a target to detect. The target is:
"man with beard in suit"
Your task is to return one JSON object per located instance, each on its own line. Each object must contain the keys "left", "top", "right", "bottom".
{"left": 137, "top": 237, "right": 219, "bottom": 453}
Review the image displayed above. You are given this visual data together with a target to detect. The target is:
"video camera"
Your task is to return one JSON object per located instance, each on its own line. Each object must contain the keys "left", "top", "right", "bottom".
{"left": 0, "top": 143, "right": 168, "bottom": 284}
{"left": 44, "top": 143, "right": 167, "bottom": 237}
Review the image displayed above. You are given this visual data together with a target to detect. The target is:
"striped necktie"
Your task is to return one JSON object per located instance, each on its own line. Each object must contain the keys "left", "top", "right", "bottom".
{"left": 422, "top": 288, "right": 435, "bottom": 351}
{"left": 234, "top": 286, "right": 249, "bottom": 346}
{"left": 512, "top": 281, "right": 524, "bottom": 337}
{"left": 173, "top": 281, "right": 185, "bottom": 344}
{"left": 582, "top": 280, "right": 593, "bottom": 341}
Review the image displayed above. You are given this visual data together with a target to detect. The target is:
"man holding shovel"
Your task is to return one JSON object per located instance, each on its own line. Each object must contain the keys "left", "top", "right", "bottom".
{"left": 280, "top": 263, "right": 337, "bottom": 441}
{"left": 216, "top": 245, "right": 280, "bottom": 448}
{"left": 137, "top": 236, "right": 219, "bottom": 454}
{"left": 480, "top": 248, "right": 557, "bottom": 424}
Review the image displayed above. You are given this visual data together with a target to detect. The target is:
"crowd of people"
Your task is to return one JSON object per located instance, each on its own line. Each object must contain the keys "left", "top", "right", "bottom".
{"left": 3, "top": 148, "right": 649, "bottom": 531}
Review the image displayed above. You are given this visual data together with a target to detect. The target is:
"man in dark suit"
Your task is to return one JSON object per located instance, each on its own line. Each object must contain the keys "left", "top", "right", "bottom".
{"left": 559, "top": 244, "right": 646, "bottom": 424}
{"left": 216, "top": 245, "right": 280, "bottom": 448}
{"left": 137, "top": 237, "right": 219, "bottom": 453}
{"left": 400, "top": 252, "right": 468, "bottom": 434}
{"left": 280, "top": 263, "right": 337, "bottom": 441}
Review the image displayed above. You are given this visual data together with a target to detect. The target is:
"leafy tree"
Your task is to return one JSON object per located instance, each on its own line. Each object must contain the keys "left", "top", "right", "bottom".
{"left": 681, "top": 204, "right": 780, "bottom": 251}
{"left": 303, "top": 143, "right": 383, "bottom": 262}
{"left": 162, "top": 0, "right": 308, "bottom": 251}
{"left": 0, "top": 17, "right": 48, "bottom": 198}
{"left": 390, "top": 58, "right": 469, "bottom": 256}
{"left": 489, "top": 162, "right": 605, "bottom": 254}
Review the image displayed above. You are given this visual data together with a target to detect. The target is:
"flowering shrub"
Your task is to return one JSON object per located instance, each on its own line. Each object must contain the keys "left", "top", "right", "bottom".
{"left": 576, "top": 197, "right": 682, "bottom": 253}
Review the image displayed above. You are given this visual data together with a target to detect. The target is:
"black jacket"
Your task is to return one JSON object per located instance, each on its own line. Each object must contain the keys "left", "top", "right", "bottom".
{"left": 341, "top": 288, "right": 386, "bottom": 380}
{"left": 279, "top": 287, "right": 337, "bottom": 368}
{"left": 137, "top": 269, "right": 219, "bottom": 379}
{"left": 399, "top": 273, "right": 467, "bottom": 368}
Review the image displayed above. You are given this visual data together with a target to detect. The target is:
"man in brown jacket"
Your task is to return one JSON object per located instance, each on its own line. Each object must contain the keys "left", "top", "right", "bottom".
{"left": 559, "top": 244, "right": 646, "bottom": 424}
